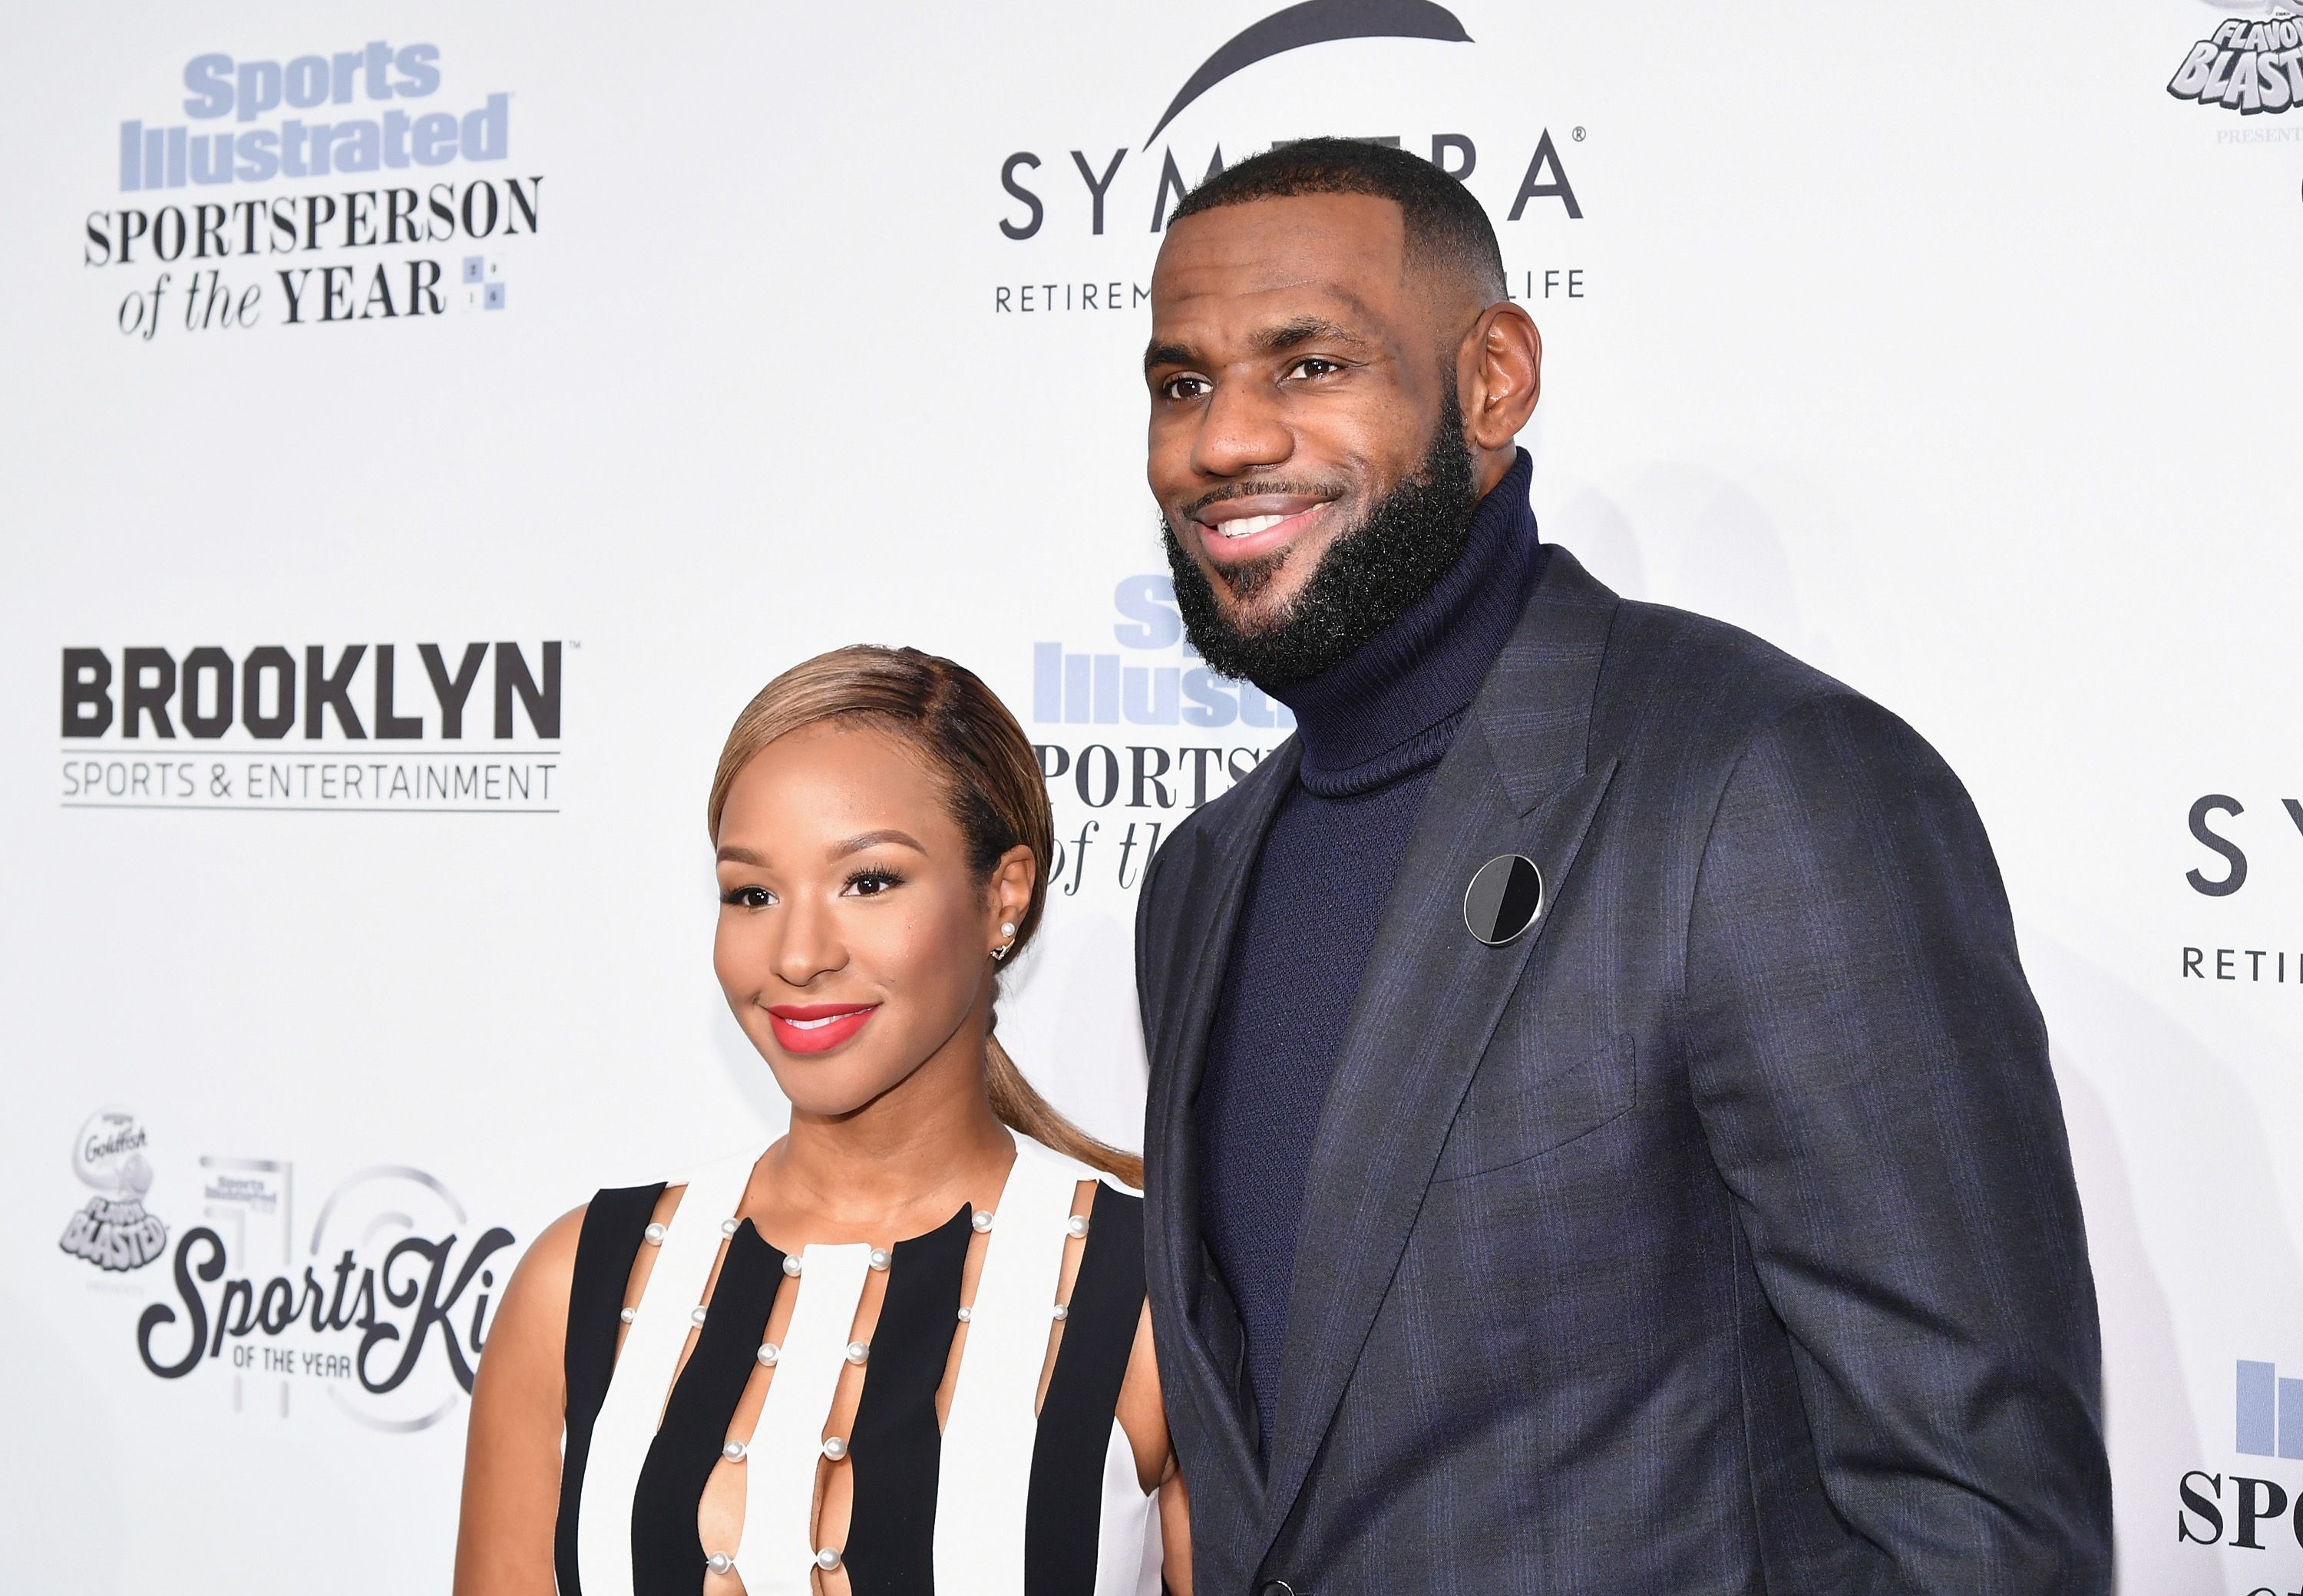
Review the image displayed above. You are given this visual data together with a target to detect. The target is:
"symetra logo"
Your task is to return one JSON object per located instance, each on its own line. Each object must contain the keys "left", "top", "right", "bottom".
{"left": 84, "top": 41, "right": 537, "bottom": 339}
{"left": 993, "top": 1, "right": 1589, "bottom": 316}
{"left": 2178, "top": 792, "right": 2303, "bottom": 986}
{"left": 1028, "top": 577, "right": 1294, "bottom": 897}
{"left": 58, "top": 640, "right": 564, "bottom": 813}
{"left": 1142, "top": 0, "right": 1475, "bottom": 147}
{"left": 2167, "top": 12, "right": 2303, "bottom": 113}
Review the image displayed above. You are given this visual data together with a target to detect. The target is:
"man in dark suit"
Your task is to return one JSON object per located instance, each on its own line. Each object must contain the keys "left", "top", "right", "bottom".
{"left": 1132, "top": 138, "right": 2110, "bottom": 1593}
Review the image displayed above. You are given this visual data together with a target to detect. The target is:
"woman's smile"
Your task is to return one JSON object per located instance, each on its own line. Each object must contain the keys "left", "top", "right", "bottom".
{"left": 766, "top": 1001, "right": 880, "bottom": 1054}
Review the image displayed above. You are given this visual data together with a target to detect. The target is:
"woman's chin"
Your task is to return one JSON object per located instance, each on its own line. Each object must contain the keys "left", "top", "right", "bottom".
{"left": 768, "top": 1063, "right": 915, "bottom": 1123}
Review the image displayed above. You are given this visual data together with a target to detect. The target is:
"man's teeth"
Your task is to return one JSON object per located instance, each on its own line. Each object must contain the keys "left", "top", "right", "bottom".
{"left": 1218, "top": 513, "right": 1288, "bottom": 539}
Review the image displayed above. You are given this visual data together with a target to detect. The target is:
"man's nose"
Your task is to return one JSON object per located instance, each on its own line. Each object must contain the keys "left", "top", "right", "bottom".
{"left": 1189, "top": 378, "right": 1292, "bottom": 481}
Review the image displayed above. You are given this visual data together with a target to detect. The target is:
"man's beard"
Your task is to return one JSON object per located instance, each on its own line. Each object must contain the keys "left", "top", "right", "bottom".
{"left": 1161, "top": 396, "right": 1481, "bottom": 691}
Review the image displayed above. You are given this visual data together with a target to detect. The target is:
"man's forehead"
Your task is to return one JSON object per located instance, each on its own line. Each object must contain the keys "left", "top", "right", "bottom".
{"left": 1148, "top": 193, "right": 1411, "bottom": 342}
{"left": 1155, "top": 270, "right": 1380, "bottom": 323}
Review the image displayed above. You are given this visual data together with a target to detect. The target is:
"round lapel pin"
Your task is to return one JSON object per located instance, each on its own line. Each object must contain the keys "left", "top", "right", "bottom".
{"left": 1465, "top": 853, "right": 1544, "bottom": 947}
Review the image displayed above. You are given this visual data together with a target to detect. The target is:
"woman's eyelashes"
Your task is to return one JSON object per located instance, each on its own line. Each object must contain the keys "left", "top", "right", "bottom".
{"left": 718, "top": 864, "right": 904, "bottom": 908}
{"left": 843, "top": 864, "right": 906, "bottom": 897}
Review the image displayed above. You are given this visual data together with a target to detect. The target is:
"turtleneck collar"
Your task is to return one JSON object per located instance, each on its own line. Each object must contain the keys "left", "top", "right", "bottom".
{"left": 1266, "top": 448, "right": 1544, "bottom": 797}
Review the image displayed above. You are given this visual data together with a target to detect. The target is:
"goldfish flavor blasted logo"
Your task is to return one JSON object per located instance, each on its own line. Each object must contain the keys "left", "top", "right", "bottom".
{"left": 2168, "top": 12, "right": 2303, "bottom": 113}
{"left": 61, "top": 1108, "right": 169, "bottom": 1272}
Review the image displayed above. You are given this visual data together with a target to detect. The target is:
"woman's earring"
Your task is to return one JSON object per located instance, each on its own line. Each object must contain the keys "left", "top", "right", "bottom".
{"left": 992, "top": 922, "right": 1017, "bottom": 963}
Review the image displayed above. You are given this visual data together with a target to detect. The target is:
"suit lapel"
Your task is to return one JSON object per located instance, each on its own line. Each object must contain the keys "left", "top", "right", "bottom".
{"left": 1143, "top": 738, "right": 1300, "bottom": 1501}
{"left": 1259, "top": 548, "right": 1624, "bottom": 1545}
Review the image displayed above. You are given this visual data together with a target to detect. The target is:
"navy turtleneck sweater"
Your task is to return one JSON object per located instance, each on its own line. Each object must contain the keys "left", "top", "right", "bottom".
{"left": 1196, "top": 449, "right": 1545, "bottom": 1456}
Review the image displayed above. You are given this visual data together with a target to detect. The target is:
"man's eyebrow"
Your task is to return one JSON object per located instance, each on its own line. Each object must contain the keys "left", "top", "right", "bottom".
{"left": 1144, "top": 339, "right": 1196, "bottom": 372}
{"left": 1253, "top": 315, "right": 1366, "bottom": 354}
{"left": 1145, "top": 315, "right": 1372, "bottom": 372}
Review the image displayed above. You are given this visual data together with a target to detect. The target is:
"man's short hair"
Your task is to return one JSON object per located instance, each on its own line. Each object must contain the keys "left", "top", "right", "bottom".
{"left": 1169, "top": 136, "right": 1507, "bottom": 302}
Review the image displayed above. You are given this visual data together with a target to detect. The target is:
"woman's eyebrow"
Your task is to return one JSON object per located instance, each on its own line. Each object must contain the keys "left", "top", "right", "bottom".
{"left": 834, "top": 828, "right": 925, "bottom": 856}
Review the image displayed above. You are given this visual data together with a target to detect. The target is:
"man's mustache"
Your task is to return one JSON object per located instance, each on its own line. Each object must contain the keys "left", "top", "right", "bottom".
{"left": 1179, "top": 480, "right": 1349, "bottom": 520}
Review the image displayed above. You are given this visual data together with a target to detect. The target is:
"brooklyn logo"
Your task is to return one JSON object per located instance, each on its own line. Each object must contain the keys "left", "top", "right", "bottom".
{"left": 60, "top": 1108, "right": 169, "bottom": 1273}
{"left": 2166, "top": 12, "right": 2303, "bottom": 113}
{"left": 57, "top": 640, "right": 563, "bottom": 812}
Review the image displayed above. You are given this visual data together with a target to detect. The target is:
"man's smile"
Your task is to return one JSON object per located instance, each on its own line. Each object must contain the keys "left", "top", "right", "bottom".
{"left": 1193, "top": 495, "right": 1337, "bottom": 565}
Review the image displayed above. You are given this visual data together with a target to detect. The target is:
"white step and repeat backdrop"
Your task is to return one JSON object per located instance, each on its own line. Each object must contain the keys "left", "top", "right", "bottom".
{"left": 4, "top": 2, "right": 2300, "bottom": 1589}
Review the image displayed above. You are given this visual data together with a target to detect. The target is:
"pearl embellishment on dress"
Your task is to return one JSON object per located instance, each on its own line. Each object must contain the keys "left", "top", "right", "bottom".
{"left": 643, "top": 1222, "right": 667, "bottom": 1246}
{"left": 972, "top": 1211, "right": 994, "bottom": 1234}
{"left": 619, "top": 1307, "right": 637, "bottom": 1324}
{"left": 822, "top": 1436, "right": 848, "bottom": 1460}
{"left": 868, "top": 1247, "right": 890, "bottom": 1271}
{"left": 814, "top": 1548, "right": 842, "bottom": 1572}
{"left": 782, "top": 1254, "right": 802, "bottom": 1277}
{"left": 1066, "top": 1214, "right": 1089, "bottom": 1238}
{"left": 706, "top": 1551, "right": 733, "bottom": 1575}
{"left": 722, "top": 1439, "right": 746, "bottom": 1462}
{"left": 756, "top": 1342, "right": 780, "bottom": 1366}
{"left": 689, "top": 1306, "right": 708, "bottom": 1327}
{"left": 845, "top": 1340, "right": 870, "bottom": 1365}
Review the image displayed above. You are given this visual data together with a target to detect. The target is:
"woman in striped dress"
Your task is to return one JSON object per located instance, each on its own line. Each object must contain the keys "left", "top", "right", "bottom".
{"left": 453, "top": 646, "right": 1189, "bottom": 1595}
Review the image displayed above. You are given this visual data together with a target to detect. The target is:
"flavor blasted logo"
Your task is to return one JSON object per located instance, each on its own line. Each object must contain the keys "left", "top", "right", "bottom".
{"left": 59, "top": 1108, "right": 169, "bottom": 1272}
{"left": 2167, "top": 11, "right": 2303, "bottom": 112}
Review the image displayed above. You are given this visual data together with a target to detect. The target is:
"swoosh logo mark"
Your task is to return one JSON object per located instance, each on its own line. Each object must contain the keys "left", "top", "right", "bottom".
{"left": 1144, "top": 0, "right": 1474, "bottom": 149}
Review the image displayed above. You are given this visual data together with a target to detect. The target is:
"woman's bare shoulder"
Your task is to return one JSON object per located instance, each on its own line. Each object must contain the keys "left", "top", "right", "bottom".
{"left": 484, "top": 1202, "right": 589, "bottom": 1367}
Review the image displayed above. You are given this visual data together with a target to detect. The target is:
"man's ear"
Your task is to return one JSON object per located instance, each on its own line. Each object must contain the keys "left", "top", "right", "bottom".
{"left": 1460, "top": 300, "right": 1543, "bottom": 458}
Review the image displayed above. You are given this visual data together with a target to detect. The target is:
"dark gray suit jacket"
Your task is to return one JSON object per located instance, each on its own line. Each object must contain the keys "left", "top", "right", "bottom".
{"left": 1135, "top": 549, "right": 2110, "bottom": 1594}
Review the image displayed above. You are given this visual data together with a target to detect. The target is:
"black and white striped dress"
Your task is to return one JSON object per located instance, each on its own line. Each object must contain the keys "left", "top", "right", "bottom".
{"left": 551, "top": 1135, "right": 1160, "bottom": 1595}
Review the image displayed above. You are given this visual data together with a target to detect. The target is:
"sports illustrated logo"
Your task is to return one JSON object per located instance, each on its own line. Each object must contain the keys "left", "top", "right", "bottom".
{"left": 2172, "top": 1359, "right": 2303, "bottom": 1554}
{"left": 2178, "top": 793, "right": 2303, "bottom": 983}
{"left": 993, "top": 0, "right": 1590, "bottom": 315}
{"left": 135, "top": 1158, "right": 514, "bottom": 1431}
{"left": 84, "top": 41, "right": 538, "bottom": 339}
{"left": 2167, "top": 12, "right": 2303, "bottom": 113}
{"left": 2236, "top": 1359, "right": 2303, "bottom": 1459}
{"left": 1029, "top": 577, "right": 1294, "bottom": 897}
{"left": 58, "top": 639, "right": 564, "bottom": 813}
{"left": 59, "top": 1108, "right": 168, "bottom": 1273}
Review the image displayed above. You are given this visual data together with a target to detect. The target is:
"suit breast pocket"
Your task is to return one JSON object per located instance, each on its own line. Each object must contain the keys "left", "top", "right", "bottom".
{"left": 1431, "top": 1032, "right": 1637, "bottom": 1182}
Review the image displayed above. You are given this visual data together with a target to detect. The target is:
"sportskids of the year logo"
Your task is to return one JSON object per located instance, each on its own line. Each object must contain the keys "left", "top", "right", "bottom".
{"left": 2167, "top": 12, "right": 2303, "bottom": 113}
{"left": 60, "top": 1108, "right": 170, "bottom": 1273}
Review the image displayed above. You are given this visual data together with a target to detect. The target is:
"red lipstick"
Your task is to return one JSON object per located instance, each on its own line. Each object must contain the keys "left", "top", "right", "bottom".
{"left": 766, "top": 1002, "right": 880, "bottom": 1055}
